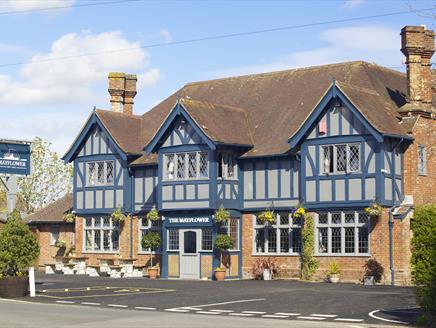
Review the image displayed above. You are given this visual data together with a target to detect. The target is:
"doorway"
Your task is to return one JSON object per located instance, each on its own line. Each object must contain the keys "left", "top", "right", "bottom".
{"left": 179, "top": 229, "right": 200, "bottom": 279}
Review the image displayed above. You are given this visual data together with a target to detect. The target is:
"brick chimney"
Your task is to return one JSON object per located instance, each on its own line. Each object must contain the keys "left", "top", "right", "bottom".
{"left": 108, "top": 72, "right": 137, "bottom": 115}
{"left": 400, "top": 25, "right": 435, "bottom": 116}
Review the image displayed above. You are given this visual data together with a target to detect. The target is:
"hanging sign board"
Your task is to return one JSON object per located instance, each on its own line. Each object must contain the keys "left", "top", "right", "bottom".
{"left": 0, "top": 141, "right": 31, "bottom": 176}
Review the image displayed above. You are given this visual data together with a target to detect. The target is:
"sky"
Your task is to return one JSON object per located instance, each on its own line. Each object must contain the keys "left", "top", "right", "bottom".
{"left": 0, "top": 0, "right": 435, "bottom": 154}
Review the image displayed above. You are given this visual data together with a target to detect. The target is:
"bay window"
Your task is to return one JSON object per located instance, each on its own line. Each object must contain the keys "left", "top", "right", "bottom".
{"left": 87, "top": 161, "right": 114, "bottom": 186}
{"left": 321, "top": 143, "right": 360, "bottom": 174}
{"left": 164, "top": 152, "right": 208, "bottom": 180}
{"left": 218, "top": 153, "right": 237, "bottom": 179}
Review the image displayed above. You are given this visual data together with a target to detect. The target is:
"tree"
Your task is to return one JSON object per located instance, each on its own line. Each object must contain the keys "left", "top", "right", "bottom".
{"left": 301, "top": 214, "right": 319, "bottom": 280}
{"left": 18, "top": 137, "right": 72, "bottom": 213}
{"left": 141, "top": 231, "right": 161, "bottom": 268}
{"left": 214, "top": 234, "right": 233, "bottom": 268}
{"left": 0, "top": 210, "right": 40, "bottom": 276}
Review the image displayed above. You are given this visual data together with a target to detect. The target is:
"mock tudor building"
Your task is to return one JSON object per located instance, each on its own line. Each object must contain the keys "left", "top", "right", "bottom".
{"left": 33, "top": 25, "right": 434, "bottom": 284}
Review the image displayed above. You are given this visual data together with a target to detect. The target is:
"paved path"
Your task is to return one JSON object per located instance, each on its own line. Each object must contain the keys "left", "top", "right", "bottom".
{"left": 21, "top": 273, "right": 419, "bottom": 326}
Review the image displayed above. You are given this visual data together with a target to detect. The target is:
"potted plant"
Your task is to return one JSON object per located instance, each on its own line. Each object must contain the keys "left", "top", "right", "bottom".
{"left": 213, "top": 234, "right": 233, "bottom": 281}
{"left": 291, "top": 205, "right": 306, "bottom": 220}
{"left": 327, "top": 261, "right": 341, "bottom": 283}
{"left": 146, "top": 206, "right": 160, "bottom": 222}
{"left": 258, "top": 209, "right": 275, "bottom": 225}
{"left": 111, "top": 207, "right": 127, "bottom": 224}
{"left": 364, "top": 258, "right": 384, "bottom": 285}
{"left": 214, "top": 206, "right": 230, "bottom": 225}
{"left": 141, "top": 231, "right": 161, "bottom": 279}
{"left": 63, "top": 212, "right": 76, "bottom": 223}
{"left": 0, "top": 210, "right": 39, "bottom": 298}
{"left": 364, "top": 202, "right": 383, "bottom": 218}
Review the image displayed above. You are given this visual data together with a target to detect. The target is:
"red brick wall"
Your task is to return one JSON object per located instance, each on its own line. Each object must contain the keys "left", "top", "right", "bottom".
{"left": 33, "top": 223, "right": 75, "bottom": 268}
{"left": 403, "top": 116, "right": 436, "bottom": 205}
{"left": 241, "top": 210, "right": 412, "bottom": 285}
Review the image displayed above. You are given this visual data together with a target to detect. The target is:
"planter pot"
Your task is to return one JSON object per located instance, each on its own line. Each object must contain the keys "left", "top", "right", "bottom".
{"left": 148, "top": 267, "right": 159, "bottom": 279}
{"left": 0, "top": 276, "right": 29, "bottom": 298}
{"left": 263, "top": 269, "right": 272, "bottom": 281}
{"left": 329, "top": 274, "right": 340, "bottom": 283}
{"left": 214, "top": 268, "right": 226, "bottom": 281}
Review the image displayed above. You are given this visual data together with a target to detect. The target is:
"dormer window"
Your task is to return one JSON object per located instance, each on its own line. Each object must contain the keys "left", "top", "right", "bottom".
{"left": 321, "top": 143, "right": 360, "bottom": 174}
{"left": 164, "top": 152, "right": 208, "bottom": 180}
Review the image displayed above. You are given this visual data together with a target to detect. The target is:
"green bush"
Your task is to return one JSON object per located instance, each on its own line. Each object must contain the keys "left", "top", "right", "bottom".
{"left": 0, "top": 210, "right": 40, "bottom": 276}
{"left": 301, "top": 214, "right": 318, "bottom": 280}
{"left": 411, "top": 205, "right": 436, "bottom": 314}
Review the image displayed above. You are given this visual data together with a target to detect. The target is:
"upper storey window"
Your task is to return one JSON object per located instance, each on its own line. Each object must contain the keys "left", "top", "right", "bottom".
{"left": 218, "top": 153, "right": 238, "bottom": 180}
{"left": 87, "top": 161, "right": 114, "bottom": 186}
{"left": 418, "top": 145, "right": 427, "bottom": 176}
{"left": 164, "top": 152, "right": 208, "bottom": 180}
{"left": 321, "top": 143, "right": 360, "bottom": 174}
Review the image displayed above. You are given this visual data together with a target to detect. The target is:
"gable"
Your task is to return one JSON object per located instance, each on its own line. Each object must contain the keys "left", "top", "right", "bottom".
{"left": 161, "top": 116, "right": 203, "bottom": 148}
{"left": 63, "top": 112, "right": 127, "bottom": 162}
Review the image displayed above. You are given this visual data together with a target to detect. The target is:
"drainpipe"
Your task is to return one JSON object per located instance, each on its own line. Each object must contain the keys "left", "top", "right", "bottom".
{"left": 388, "top": 206, "right": 395, "bottom": 287}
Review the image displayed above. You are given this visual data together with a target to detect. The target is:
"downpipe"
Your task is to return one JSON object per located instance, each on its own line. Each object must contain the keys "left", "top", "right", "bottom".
{"left": 389, "top": 206, "right": 395, "bottom": 287}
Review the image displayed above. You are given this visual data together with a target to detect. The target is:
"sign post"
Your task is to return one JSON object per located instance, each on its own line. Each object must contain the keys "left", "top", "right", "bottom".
{"left": 0, "top": 139, "right": 32, "bottom": 213}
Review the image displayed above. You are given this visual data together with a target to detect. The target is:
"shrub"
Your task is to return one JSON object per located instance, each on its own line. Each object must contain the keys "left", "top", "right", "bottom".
{"left": 364, "top": 258, "right": 384, "bottom": 283}
{"left": 141, "top": 231, "right": 161, "bottom": 268}
{"left": 0, "top": 210, "right": 40, "bottom": 276}
{"left": 301, "top": 214, "right": 318, "bottom": 280}
{"left": 214, "top": 234, "right": 233, "bottom": 269}
{"left": 411, "top": 205, "right": 436, "bottom": 314}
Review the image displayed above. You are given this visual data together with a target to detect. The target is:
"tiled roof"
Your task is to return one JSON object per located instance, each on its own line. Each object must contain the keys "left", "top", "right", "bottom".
{"left": 94, "top": 61, "right": 410, "bottom": 161}
{"left": 25, "top": 193, "right": 73, "bottom": 224}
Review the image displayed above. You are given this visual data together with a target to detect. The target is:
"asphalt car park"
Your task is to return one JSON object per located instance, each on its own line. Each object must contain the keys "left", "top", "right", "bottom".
{"left": 26, "top": 273, "right": 419, "bottom": 326}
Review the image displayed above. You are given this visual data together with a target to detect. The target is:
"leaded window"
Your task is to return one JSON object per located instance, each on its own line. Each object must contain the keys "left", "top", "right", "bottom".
{"left": 321, "top": 143, "right": 360, "bottom": 174}
{"left": 168, "top": 229, "right": 179, "bottom": 250}
{"left": 253, "top": 213, "right": 302, "bottom": 254}
{"left": 163, "top": 152, "right": 209, "bottom": 180}
{"left": 83, "top": 217, "right": 119, "bottom": 252}
{"left": 418, "top": 145, "right": 427, "bottom": 175}
{"left": 86, "top": 161, "right": 114, "bottom": 186}
{"left": 315, "top": 211, "right": 370, "bottom": 255}
{"left": 201, "top": 228, "right": 213, "bottom": 251}
{"left": 139, "top": 217, "right": 162, "bottom": 253}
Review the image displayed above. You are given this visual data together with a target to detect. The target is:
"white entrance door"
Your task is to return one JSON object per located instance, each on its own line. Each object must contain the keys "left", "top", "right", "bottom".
{"left": 179, "top": 229, "right": 200, "bottom": 279}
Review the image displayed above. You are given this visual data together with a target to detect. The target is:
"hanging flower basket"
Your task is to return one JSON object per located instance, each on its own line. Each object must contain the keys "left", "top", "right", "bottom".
{"left": 111, "top": 207, "right": 127, "bottom": 223}
{"left": 63, "top": 212, "right": 76, "bottom": 223}
{"left": 258, "top": 210, "right": 275, "bottom": 225}
{"left": 364, "top": 203, "right": 383, "bottom": 217}
{"left": 146, "top": 206, "right": 160, "bottom": 222}
{"left": 214, "top": 206, "right": 230, "bottom": 224}
{"left": 55, "top": 239, "right": 66, "bottom": 249}
{"left": 291, "top": 206, "right": 306, "bottom": 219}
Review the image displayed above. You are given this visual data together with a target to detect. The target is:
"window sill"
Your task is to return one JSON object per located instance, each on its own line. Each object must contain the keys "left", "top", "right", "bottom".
{"left": 252, "top": 253, "right": 300, "bottom": 257}
{"left": 138, "top": 251, "right": 161, "bottom": 255}
{"left": 162, "top": 178, "right": 209, "bottom": 182}
{"left": 82, "top": 251, "right": 120, "bottom": 254}
{"left": 314, "top": 253, "right": 371, "bottom": 257}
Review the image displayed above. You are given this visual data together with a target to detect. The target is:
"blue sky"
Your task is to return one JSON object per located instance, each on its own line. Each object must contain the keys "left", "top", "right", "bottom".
{"left": 0, "top": 0, "right": 434, "bottom": 153}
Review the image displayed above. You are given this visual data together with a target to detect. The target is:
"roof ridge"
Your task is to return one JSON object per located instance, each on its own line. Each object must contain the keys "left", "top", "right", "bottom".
{"left": 184, "top": 61, "right": 370, "bottom": 87}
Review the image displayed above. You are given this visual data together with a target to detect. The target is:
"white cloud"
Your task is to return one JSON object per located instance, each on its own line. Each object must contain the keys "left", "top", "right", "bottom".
{"left": 343, "top": 0, "right": 366, "bottom": 9}
{"left": 0, "top": 30, "right": 161, "bottom": 106}
{"left": 209, "top": 25, "right": 402, "bottom": 78}
{"left": 0, "top": 0, "right": 75, "bottom": 12}
{"left": 158, "top": 29, "right": 173, "bottom": 43}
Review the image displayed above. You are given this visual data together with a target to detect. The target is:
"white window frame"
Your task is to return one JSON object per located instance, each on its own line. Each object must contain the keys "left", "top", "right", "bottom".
{"left": 50, "top": 226, "right": 60, "bottom": 246}
{"left": 418, "top": 144, "right": 427, "bottom": 176}
{"left": 200, "top": 228, "right": 213, "bottom": 252}
{"left": 252, "top": 213, "right": 302, "bottom": 255}
{"left": 218, "top": 152, "right": 238, "bottom": 180}
{"left": 219, "top": 217, "right": 240, "bottom": 251}
{"left": 163, "top": 151, "right": 209, "bottom": 180}
{"left": 83, "top": 217, "right": 120, "bottom": 253}
{"left": 167, "top": 228, "right": 179, "bottom": 251}
{"left": 138, "top": 217, "right": 162, "bottom": 254}
{"left": 315, "top": 211, "right": 370, "bottom": 256}
{"left": 321, "top": 143, "right": 360, "bottom": 175}
{"left": 86, "top": 160, "right": 115, "bottom": 186}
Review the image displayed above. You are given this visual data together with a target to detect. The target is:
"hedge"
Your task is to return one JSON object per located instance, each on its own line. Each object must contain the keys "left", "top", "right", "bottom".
{"left": 411, "top": 205, "right": 436, "bottom": 313}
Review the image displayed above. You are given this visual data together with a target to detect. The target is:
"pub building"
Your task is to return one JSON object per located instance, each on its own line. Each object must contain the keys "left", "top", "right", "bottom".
{"left": 28, "top": 25, "right": 435, "bottom": 284}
